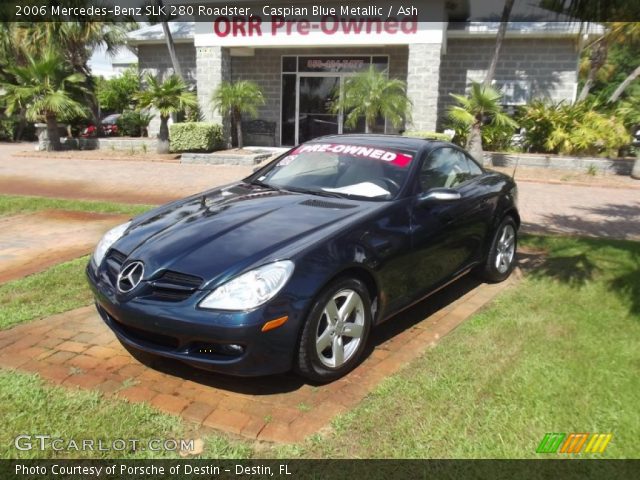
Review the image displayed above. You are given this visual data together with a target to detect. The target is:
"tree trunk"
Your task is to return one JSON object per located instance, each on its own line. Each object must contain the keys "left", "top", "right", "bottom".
{"left": 365, "top": 117, "right": 376, "bottom": 134}
{"left": 45, "top": 114, "right": 61, "bottom": 151}
{"left": 483, "top": 0, "right": 515, "bottom": 87}
{"left": 157, "top": 114, "right": 170, "bottom": 154}
{"left": 156, "top": 0, "right": 183, "bottom": 80}
{"left": 14, "top": 108, "right": 27, "bottom": 141}
{"left": 235, "top": 112, "right": 243, "bottom": 149}
{"left": 466, "top": 122, "right": 484, "bottom": 165}
{"left": 577, "top": 39, "right": 607, "bottom": 102}
{"left": 608, "top": 64, "right": 640, "bottom": 103}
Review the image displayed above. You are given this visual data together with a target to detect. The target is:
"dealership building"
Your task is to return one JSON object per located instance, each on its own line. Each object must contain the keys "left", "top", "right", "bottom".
{"left": 126, "top": 0, "right": 596, "bottom": 146}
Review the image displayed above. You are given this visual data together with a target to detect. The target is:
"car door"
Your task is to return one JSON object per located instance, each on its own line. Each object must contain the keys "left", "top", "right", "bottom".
{"left": 409, "top": 147, "right": 491, "bottom": 297}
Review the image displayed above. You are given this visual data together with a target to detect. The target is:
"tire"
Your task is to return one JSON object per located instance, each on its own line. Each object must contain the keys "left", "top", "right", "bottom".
{"left": 479, "top": 216, "right": 518, "bottom": 283}
{"left": 296, "top": 278, "right": 372, "bottom": 382}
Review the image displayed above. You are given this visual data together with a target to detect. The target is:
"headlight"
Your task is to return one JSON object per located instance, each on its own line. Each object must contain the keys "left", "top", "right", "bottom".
{"left": 199, "top": 260, "right": 294, "bottom": 311}
{"left": 92, "top": 221, "right": 131, "bottom": 267}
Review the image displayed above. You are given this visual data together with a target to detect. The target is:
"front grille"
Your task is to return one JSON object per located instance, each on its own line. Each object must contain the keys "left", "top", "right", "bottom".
{"left": 147, "top": 270, "right": 203, "bottom": 302}
{"left": 105, "top": 249, "right": 127, "bottom": 284}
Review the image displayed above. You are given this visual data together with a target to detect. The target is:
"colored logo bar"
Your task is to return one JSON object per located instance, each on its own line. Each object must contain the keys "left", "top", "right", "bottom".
{"left": 537, "top": 433, "right": 612, "bottom": 454}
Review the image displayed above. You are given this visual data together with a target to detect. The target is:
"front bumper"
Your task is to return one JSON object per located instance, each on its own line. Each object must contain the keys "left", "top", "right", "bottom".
{"left": 86, "top": 263, "right": 305, "bottom": 377}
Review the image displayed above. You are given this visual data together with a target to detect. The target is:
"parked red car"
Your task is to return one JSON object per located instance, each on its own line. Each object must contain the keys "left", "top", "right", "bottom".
{"left": 80, "top": 114, "right": 121, "bottom": 138}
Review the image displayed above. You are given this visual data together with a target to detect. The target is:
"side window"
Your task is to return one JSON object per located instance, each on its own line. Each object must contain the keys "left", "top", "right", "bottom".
{"left": 419, "top": 148, "right": 473, "bottom": 192}
{"left": 463, "top": 153, "right": 483, "bottom": 177}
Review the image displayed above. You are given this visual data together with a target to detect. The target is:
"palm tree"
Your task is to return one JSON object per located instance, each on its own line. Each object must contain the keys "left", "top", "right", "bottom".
{"left": 10, "top": 20, "right": 137, "bottom": 136}
{"left": 448, "top": 82, "right": 518, "bottom": 163}
{"left": 136, "top": 73, "right": 197, "bottom": 153}
{"left": 330, "top": 66, "right": 411, "bottom": 134}
{"left": 0, "top": 50, "right": 87, "bottom": 151}
{"left": 210, "top": 81, "right": 265, "bottom": 148}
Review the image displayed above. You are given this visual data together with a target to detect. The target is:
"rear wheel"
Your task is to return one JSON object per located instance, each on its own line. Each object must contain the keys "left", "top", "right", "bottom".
{"left": 296, "top": 278, "right": 372, "bottom": 382}
{"left": 479, "top": 216, "right": 518, "bottom": 282}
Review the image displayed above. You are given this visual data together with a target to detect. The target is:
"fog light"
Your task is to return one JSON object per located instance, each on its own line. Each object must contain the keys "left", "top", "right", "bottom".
{"left": 195, "top": 343, "right": 245, "bottom": 357}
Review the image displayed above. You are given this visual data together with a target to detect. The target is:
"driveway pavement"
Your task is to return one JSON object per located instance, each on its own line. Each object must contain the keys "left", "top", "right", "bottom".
{"left": 1, "top": 147, "right": 638, "bottom": 240}
{"left": 0, "top": 146, "right": 251, "bottom": 204}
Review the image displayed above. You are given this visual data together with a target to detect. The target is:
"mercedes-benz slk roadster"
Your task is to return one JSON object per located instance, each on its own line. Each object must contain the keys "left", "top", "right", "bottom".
{"left": 87, "top": 135, "right": 519, "bottom": 382}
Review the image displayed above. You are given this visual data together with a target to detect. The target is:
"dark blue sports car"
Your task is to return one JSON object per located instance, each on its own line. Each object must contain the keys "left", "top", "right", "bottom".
{"left": 87, "top": 135, "right": 519, "bottom": 382}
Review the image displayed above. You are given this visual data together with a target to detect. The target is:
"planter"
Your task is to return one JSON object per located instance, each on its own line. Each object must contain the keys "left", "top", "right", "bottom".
{"left": 181, "top": 148, "right": 277, "bottom": 166}
{"left": 486, "top": 152, "right": 635, "bottom": 176}
{"left": 632, "top": 156, "right": 640, "bottom": 180}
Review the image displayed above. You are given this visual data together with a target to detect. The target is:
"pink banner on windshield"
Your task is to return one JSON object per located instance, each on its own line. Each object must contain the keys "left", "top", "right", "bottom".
{"left": 293, "top": 143, "right": 413, "bottom": 167}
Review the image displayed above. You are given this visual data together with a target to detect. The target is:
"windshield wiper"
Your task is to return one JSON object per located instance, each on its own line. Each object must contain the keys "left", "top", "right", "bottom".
{"left": 284, "top": 186, "right": 347, "bottom": 199}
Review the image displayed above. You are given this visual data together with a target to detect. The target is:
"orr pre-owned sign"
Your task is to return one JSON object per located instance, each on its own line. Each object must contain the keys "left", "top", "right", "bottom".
{"left": 194, "top": 3, "right": 445, "bottom": 47}
{"left": 212, "top": 15, "right": 418, "bottom": 37}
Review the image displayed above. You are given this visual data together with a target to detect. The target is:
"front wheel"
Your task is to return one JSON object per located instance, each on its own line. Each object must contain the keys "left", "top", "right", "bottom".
{"left": 296, "top": 278, "right": 372, "bottom": 382}
{"left": 479, "top": 216, "right": 518, "bottom": 283}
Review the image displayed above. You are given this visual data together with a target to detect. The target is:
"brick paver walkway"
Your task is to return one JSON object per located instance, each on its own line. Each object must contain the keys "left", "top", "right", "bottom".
{"left": 0, "top": 210, "right": 129, "bottom": 283}
{"left": 0, "top": 272, "right": 515, "bottom": 443}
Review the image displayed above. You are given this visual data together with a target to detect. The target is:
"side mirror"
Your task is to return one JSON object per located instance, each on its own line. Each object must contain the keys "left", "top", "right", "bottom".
{"left": 417, "top": 188, "right": 461, "bottom": 206}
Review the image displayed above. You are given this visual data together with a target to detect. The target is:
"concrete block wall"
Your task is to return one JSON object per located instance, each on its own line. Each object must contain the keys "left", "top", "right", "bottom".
{"left": 438, "top": 37, "right": 578, "bottom": 128}
{"left": 406, "top": 43, "right": 443, "bottom": 132}
{"left": 196, "top": 46, "right": 231, "bottom": 127}
{"left": 231, "top": 46, "right": 409, "bottom": 145}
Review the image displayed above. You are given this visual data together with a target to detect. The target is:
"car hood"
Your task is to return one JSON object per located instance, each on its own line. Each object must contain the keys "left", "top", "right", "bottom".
{"left": 113, "top": 183, "right": 377, "bottom": 288}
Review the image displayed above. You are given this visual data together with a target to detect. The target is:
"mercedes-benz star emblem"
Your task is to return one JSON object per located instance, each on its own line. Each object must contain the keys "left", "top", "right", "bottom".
{"left": 117, "top": 261, "right": 145, "bottom": 293}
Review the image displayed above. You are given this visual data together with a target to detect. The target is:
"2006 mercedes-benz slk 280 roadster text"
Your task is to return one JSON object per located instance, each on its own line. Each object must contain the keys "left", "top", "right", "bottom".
{"left": 87, "top": 135, "right": 519, "bottom": 382}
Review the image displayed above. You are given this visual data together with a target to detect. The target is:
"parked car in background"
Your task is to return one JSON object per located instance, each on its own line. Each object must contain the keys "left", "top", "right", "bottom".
{"left": 87, "top": 135, "right": 520, "bottom": 382}
{"left": 80, "top": 113, "right": 121, "bottom": 138}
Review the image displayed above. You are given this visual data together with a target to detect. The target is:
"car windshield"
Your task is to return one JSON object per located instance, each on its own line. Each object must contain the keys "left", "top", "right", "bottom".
{"left": 252, "top": 142, "right": 417, "bottom": 200}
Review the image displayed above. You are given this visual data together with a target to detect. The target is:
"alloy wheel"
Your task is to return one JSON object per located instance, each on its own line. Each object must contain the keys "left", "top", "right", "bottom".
{"left": 495, "top": 224, "right": 516, "bottom": 273}
{"left": 315, "top": 288, "right": 365, "bottom": 368}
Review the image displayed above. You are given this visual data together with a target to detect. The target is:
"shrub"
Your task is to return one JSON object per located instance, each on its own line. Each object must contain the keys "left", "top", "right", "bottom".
{"left": 0, "top": 117, "right": 36, "bottom": 141}
{"left": 402, "top": 131, "right": 452, "bottom": 142}
{"left": 95, "top": 68, "right": 140, "bottom": 112}
{"left": 519, "top": 100, "right": 631, "bottom": 157}
{"left": 116, "top": 110, "right": 153, "bottom": 137}
{"left": 0, "top": 118, "right": 15, "bottom": 141}
{"left": 169, "top": 122, "right": 224, "bottom": 153}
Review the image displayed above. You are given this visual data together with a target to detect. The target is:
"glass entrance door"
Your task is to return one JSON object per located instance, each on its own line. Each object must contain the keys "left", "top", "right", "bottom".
{"left": 297, "top": 76, "right": 340, "bottom": 144}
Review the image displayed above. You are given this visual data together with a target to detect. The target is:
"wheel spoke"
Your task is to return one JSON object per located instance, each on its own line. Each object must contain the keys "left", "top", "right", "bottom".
{"left": 499, "top": 228, "right": 508, "bottom": 243}
{"left": 316, "top": 328, "right": 332, "bottom": 354}
{"left": 342, "top": 323, "right": 363, "bottom": 338}
{"left": 324, "top": 299, "right": 339, "bottom": 326}
{"left": 338, "top": 291, "right": 359, "bottom": 321}
{"left": 332, "top": 336, "right": 344, "bottom": 367}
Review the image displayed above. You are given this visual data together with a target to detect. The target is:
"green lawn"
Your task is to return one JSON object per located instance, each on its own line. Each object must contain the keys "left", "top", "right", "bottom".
{"left": 0, "top": 256, "right": 93, "bottom": 330}
{"left": 0, "top": 370, "right": 251, "bottom": 459}
{"left": 1, "top": 230, "right": 638, "bottom": 459}
{"left": 0, "top": 194, "right": 153, "bottom": 217}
